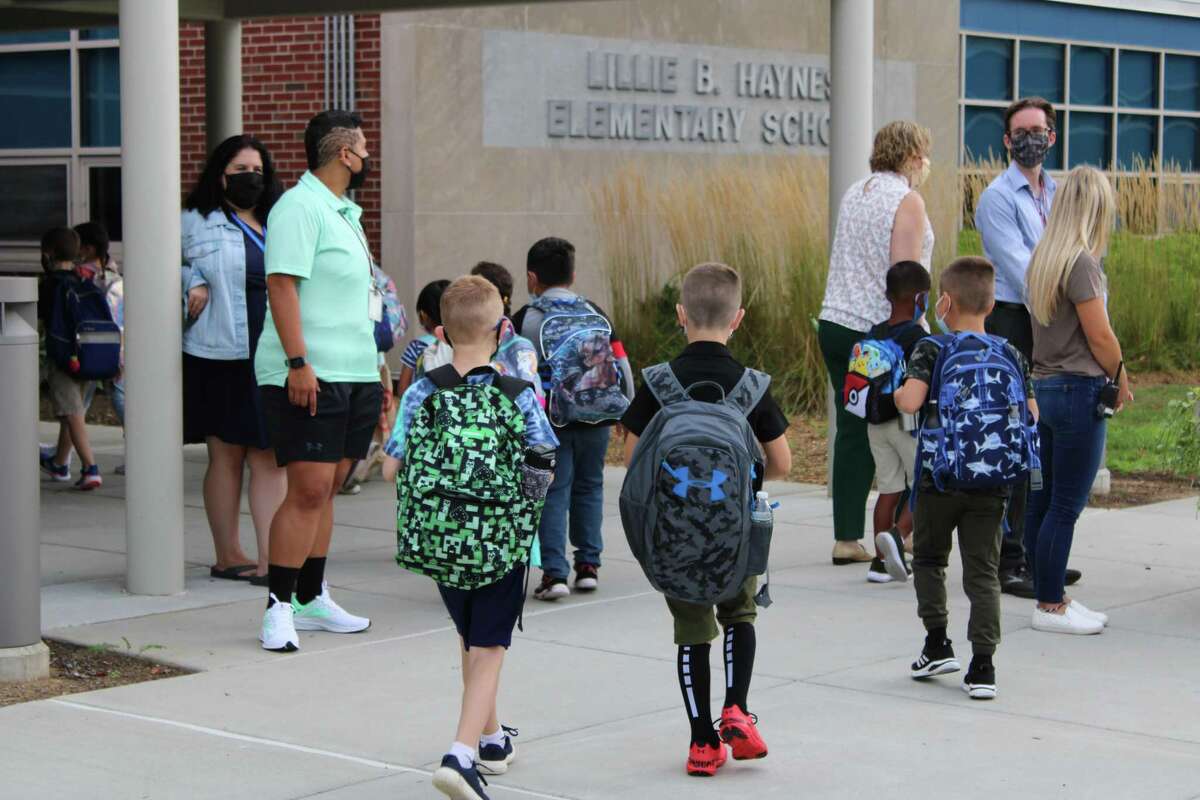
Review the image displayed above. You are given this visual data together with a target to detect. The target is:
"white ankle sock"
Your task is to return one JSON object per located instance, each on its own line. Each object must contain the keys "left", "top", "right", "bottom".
{"left": 480, "top": 727, "right": 506, "bottom": 748}
{"left": 448, "top": 741, "right": 475, "bottom": 769}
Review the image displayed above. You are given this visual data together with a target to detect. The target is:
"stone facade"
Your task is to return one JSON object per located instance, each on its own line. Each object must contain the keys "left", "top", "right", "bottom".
{"left": 381, "top": 0, "right": 961, "bottom": 339}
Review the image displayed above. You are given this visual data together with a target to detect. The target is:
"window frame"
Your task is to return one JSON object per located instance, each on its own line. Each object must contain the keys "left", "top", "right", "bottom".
{"left": 0, "top": 28, "right": 120, "bottom": 266}
{"left": 959, "top": 29, "right": 1200, "bottom": 177}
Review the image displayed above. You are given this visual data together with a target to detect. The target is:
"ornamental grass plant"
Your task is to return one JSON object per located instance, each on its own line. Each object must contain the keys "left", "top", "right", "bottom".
{"left": 595, "top": 157, "right": 1200, "bottom": 415}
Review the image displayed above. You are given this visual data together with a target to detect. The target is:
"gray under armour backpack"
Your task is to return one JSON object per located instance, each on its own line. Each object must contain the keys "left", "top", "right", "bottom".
{"left": 619, "top": 363, "right": 770, "bottom": 606}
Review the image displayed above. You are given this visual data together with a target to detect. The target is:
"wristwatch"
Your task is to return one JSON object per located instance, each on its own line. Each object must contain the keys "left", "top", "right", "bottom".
{"left": 286, "top": 355, "right": 307, "bottom": 369}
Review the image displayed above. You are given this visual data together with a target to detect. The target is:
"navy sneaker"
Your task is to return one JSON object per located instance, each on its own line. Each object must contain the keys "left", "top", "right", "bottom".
{"left": 76, "top": 464, "right": 102, "bottom": 491}
{"left": 432, "top": 755, "right": 490, "bottom": 800}
{"left": 40, "top": 454, "right": 70, "bottom": 483}
{"left": 477, "top": 725, "right": 517, "bottom": 775}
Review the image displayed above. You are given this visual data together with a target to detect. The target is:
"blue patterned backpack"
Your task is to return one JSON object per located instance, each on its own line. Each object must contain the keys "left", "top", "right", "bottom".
{"left": 915, "top": 332, "right": 1041, "bottom": 492}
{"left": 531, "top": 295, "right": 630, "bottom": 427}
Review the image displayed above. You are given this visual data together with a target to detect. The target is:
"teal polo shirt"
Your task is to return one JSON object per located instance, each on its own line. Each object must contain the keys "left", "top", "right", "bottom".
{"left": 255, "top": 171, "right": 378, "bottom": 388}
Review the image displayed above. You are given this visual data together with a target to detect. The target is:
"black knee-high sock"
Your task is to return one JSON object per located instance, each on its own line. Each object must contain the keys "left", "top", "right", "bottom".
{"left": 723, "top": 623, "right": 756, "bottom": 712}
{"left": 295, "top": 557, "right": 327, "bottom": 605}
{"left": 267, "top": 565, "right": 299, "bottom": 608}
{"left": 677, "top": 644, "right": 718, "bottom": 746}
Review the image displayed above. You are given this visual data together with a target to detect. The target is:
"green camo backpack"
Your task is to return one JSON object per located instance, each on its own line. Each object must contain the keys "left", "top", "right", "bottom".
{"left": 395, "top": 365, "right": 541, "bottom": 590}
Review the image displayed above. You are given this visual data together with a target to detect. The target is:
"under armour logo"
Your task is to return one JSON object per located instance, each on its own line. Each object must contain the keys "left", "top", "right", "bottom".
{"left": 305, "top": 442, "right": 325, "bottom": 453}
{"left": 663, "top": 462, "right": 728, "bottom": 503}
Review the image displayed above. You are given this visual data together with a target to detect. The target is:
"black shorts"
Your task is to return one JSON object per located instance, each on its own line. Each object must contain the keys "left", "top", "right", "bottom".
{"left": 260, "top": 380, "right": 382, "bottom": 467}
{"left": 437, "top": 566, "right": 527, "bottom": 650}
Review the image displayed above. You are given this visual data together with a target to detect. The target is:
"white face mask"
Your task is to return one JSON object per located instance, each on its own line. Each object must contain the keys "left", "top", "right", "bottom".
{"left": 910, "top": 156, "right": 931, "bottom": 189}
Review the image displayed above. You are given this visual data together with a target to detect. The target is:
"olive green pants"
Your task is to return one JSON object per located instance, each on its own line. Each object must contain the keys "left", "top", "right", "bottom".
{"left": 913, "top": 490, "right": 1006, "bottom": 656}
{"left": 818, "top": 319, "right": 874, "bottom": 541}
{"left": 666, "top": 577, "right": 758, "bottom": 645}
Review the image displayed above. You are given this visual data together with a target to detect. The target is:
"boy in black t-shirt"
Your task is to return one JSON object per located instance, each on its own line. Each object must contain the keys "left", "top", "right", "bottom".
{"left": 866, "top": 261, "right": 931, "bottom": 585}
{"left": 621, "top": 262, "right": 791, "bottom": 778}
{"left": 894, "top": 257, "right": 1038, "bottom": 702}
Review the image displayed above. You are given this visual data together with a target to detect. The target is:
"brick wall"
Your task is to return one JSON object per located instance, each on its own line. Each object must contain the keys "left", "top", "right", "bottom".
{"left": 177, "top": 15, "right": 382, "bottom": 255}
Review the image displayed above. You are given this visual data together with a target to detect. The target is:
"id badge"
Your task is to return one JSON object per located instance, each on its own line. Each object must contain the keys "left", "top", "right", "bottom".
{"left": 368, "top": 288, "right": 383, "bottom": 323}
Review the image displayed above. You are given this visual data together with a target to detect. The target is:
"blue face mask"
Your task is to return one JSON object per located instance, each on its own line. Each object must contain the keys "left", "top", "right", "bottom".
{"left": 913, "top": 291, "right": 929, "bottom": 323}
{"left": 935, "top": 295, "right": 952, "bottom": 334}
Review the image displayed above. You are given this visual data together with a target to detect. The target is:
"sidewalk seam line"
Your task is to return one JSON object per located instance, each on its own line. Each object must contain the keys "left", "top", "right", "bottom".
{"left": 49, "top": 699, "right": 577, "bottom": 800}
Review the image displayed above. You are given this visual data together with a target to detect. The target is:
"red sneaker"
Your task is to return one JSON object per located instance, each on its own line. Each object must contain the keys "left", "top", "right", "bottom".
{"left": 720, "top": 704, "right": 768, "bottom": 760}
{"left": 685, "top": 741, "right": 727, "bottom": 777}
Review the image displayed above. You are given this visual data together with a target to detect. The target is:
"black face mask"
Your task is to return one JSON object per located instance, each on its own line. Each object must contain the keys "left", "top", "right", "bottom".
{"left": 224, "top": 171, "right": 265, "bottom": 210}
{"left": 348, "top": 153, "right": 370, "bottom": 191}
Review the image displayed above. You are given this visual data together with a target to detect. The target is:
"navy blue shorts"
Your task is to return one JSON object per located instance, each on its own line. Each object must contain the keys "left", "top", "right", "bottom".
{"left": 437, "top": 566, "right": 527, "bottom": 650}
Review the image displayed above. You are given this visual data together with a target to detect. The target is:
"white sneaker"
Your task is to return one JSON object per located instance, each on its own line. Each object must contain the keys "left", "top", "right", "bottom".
{"left": 292, "top": 582, "right": 370, "bottom": 633}
{"left": 1031, "top": 604, "right": 1103, "bottom": 635}
{"left": 261, "top": 595, "right": 300, "bottom": 652}
{"left": 1069, "top": 600, "right": 1109, "bottom": 627}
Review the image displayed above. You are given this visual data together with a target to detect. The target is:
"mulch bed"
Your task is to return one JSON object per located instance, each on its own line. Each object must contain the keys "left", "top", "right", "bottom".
{"left": 0, "top": 640, "right": 190, "bottom": 708}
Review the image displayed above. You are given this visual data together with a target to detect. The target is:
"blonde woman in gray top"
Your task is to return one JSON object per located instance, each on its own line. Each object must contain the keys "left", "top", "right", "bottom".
{"left": 1024, "top": 166, "right": 1132, "bottom": 636}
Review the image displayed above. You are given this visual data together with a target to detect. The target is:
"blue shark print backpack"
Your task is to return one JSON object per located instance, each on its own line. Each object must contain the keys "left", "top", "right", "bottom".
{"left": 915, "top": 332, "right": 1041, "bottom": 492}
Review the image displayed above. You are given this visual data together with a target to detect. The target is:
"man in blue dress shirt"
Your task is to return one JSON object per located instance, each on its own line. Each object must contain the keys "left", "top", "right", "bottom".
{"left": 975, "top": 97, "right": 1080, "bottom": 597}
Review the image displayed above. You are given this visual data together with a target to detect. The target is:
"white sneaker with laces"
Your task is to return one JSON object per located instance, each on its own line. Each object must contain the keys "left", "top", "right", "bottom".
{"left": 292, "top": 582, "right": 370, "bottom": 633}
{"left": 261, "top": 594, "right": 300, "bottom": 652}
{"left": 1032, "top": 604, "right": 1103, "bottom": 635}
{"left": 1069, "top": 600, "right": 1108, "bottom": 627}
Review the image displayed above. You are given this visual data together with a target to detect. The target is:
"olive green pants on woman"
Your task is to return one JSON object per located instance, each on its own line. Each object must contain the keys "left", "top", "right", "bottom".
{"left": 818, "top": 319, "right": 875, "bottom": 541}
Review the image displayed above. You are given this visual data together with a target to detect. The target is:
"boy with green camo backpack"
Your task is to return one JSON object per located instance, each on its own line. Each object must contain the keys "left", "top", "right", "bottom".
{"left": 383, "top": 276, "right": 557, "bottom": 800}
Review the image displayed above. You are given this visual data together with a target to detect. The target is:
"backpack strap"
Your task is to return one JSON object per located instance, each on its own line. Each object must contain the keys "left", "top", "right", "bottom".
{"left": 643, "top": 363, "right": 688, "bottom": 408}
{"left": 724, "top": 368, "right": 771, "bottom": 417}
{"left": 494, "top": 375, "right": 532, "bottom": 404}
{"left": 425, "top": 364, "right": 464, "bottom": 391}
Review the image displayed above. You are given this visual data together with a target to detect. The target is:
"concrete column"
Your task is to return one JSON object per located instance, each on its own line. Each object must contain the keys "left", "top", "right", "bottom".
{"left": 205, "top": 19, "right": 243, "bottom": 152}
{"left": 826, "top": 0, "right": 875, "bottom": 494}
{"left": 120, "top": 0, "right": 184, "bottom": 595}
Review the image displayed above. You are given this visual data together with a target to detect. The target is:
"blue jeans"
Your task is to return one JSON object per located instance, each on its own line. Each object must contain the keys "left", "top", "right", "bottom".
{"left": 1024, "top": 375, "right": 1108, "bottom": 604}
{"left": 537, "top": 425, "right": 610, "bottom": 579}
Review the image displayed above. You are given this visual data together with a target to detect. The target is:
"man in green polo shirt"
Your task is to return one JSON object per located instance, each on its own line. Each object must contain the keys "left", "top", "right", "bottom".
{"left": 255, "top": 110, "right": 389, "bottom": 653}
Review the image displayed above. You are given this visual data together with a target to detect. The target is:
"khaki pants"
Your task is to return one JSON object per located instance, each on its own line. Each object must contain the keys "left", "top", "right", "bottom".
{"left": 912, "top": 490, "right": 1006, "bottom": 656}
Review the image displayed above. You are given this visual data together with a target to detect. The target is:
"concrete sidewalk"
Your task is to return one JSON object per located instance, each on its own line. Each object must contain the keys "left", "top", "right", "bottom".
{"left": 6, "top": 422, "right": 1200, "bottom": 799}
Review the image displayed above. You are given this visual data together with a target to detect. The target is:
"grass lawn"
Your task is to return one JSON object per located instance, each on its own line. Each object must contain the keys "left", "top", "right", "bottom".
{"left": 1105, "top": 383, "right": 1195, "bottom": 474}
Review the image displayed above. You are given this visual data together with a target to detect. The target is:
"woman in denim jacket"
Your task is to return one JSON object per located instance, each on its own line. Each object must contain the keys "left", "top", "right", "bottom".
{"left": 182, "top": 135, "right": 286, "bottom": 585}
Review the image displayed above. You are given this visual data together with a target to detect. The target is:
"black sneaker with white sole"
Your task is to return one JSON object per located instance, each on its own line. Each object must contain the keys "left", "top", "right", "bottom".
{"left": 432, "top": 755, "right": 491, "bottom": 800}
{"left": 911, "top": 634, "right": 961, "bottom": 679}
{"left": 874, "top": 528, "right": 909, "bottom": 582}
{"left": 962, "top": 658, "right": 997, "bottom": 700}
{"left": 867, "top": 558, "right": 893, "bottom": 584}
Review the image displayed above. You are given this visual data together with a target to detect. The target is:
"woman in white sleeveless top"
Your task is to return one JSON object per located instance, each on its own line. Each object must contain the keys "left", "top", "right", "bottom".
{"left": 818, "top": 121, "right": 934, "bottom": 566}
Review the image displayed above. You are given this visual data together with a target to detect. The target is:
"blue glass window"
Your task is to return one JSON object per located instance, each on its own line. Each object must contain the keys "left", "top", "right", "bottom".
{"left": 0, "top": 50, "right": 71, "bottom": 148}
{"left": 0, "top": 30, "right": 69, "bottom": 45}
{"left": 80, "top": 27, "right": 120, "bottom": 41}
{"left": 1118, "top": 51, "right": 1158, "bottom": 109}
{"left": 1165, "top": 55, "right": 1200, "bottom": 111}
{"left": 1164, "top": 117, "right": 1200, "bottom": 172}
{"left": 88, "top": 166, "right": 122, "bottom": 242}
{"left": 1019, "top": 41, "right": 1064, "bottom": 103}
{"left": 965, "top": 37, "right": 1013, "bottom": 101}
{"left": 81, "top": 48, "right": 121, "bottom": 147}
{"left": 1070, "top": 46, "right": 1113, "bottom": 107}
{"left": 963, "top": 106, "right": 1006, "bottom": 164}
{"left": 0, "top": 164, "right": 68, "bottom": 241}
{"left": 1117, "top": 114, "right": 1157, "bottom": 170}
{"left": 1069, "top": 111, "right": 1112, "bottom": 168}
